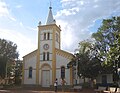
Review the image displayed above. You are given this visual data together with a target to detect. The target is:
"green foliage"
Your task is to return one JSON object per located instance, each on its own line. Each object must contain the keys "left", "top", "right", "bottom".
{"left": 68, "top": 16, "right": 120, "bottom": 82}
{"left": 77, "top": 40, "right": 102, "bottom": 79}
{"left": 0, "top": 57, "right": 7, "bottom": 78}
{"left": 107, "top": 32, "right": 120, "bottom": 66}
{"left": 67, "top": 40, "right": 102, "bottom": 79}
{"left": 92, "top": 17, "right": 120, "bottom": 71}
{"left": 92, "top": 16, "right": 120, "bottom": 82}
{"left": 0, "top": 38, "right": 19, "bottom": 78}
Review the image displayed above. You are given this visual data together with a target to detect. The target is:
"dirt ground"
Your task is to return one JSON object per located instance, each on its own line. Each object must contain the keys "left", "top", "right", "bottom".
{"left": 0, "top": 88, "right": 94, "bottom": 93}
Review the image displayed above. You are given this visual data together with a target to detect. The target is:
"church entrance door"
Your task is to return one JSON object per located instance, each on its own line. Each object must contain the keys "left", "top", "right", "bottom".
{"left": 42, "top": 70, "right": 50, "bottom": 87}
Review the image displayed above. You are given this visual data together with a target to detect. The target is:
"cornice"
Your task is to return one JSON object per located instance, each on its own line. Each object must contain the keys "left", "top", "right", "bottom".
{"left": 38, "top": 24, "right": 61, "bottom": 31}
{"left": 55, "top": 48, "right": 74, "bottom": 59}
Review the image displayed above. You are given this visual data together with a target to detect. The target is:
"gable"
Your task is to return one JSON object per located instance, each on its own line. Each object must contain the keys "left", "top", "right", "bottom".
{"left": 23, "top": 49, "right": 37, "bottom": 60}
{"left": 55, "top": 48, "right": 73, "bottom": 59}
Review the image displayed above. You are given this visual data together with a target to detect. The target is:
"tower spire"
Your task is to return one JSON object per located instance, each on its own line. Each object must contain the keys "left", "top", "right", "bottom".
{"left": 46, "top": 0, "right": 55, "bottom": 25}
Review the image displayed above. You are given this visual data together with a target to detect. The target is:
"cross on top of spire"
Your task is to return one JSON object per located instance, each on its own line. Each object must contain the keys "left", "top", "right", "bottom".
{"left": 49, "top": 0, "right": 52, "bottom": 9}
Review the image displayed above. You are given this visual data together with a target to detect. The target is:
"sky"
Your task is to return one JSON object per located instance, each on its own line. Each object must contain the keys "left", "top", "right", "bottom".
{"left": 0, "top": 0, "right": 120, "bottom": 59}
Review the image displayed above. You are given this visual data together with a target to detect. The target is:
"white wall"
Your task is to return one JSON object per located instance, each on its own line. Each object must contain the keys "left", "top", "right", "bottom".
{"left": 55, "top": 31, "right": 60, "bottom": 49}
{"left": 39, "top": 61, "right": 52, "bottom": 69}
{"left": 56, "top": 69, "right": 61, "bottom": 85}
{"left": 56, "top": 69, "right": 70, "bottom": 85}
{"left": 40, "top": 41, "right": 53, "bottom": 53}
{"left": 24, "top": 70, "right": 36, "bottom": 84}
{"left": 56, "top": 54, "right": 71, "bottom": 85}
{"left": 40, "top": 53, "right": 53, "bottom": 61}
{"left": 56, "top": 54, "right": 71, "bottom": 68}
{"left": 55, "top": 41, "right": 59, "bottom": 49}
{"left": 24, "top": 55, "right": 37, "bottom": 84}
{"left": 40, "top": 30, "right": 53, "bottom": 40}
{"left": 39, "top": 29, "right": 53, "bottom": 61}
{"left": 24, "top": 56, "right": 37, "bottom": 68}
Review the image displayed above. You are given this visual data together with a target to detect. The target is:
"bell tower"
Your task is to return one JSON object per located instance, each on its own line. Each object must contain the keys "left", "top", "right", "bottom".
{"left": 36, "top": 6, "right": 61, "bottom": 86}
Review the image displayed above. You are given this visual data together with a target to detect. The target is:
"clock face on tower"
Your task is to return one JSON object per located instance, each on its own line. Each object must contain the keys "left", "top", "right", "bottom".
{"left": 43, "top": 44, "right": 49, "bottom": 50}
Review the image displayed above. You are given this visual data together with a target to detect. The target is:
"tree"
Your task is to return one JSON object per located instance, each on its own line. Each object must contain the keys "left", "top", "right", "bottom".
{"left": 67, "top": 40, "right": 102, "bottom": 80}
{"left": 14, "top": 60, "right": 23, "bottom": 85}
{"left": 67, "top": 16, "right": 120, "bottom": 84}
{"left": 106, "top": 17, "right": 120, "bottom": 82}
{"left": 92, "top": 16, "right": 120, "bottom": 82}
{"left": 107, "top": 17, "right": 120, "bottom": 66}
{"left": 77, "top": 40, "right": 101, "bottom": 80}
{"left": 0, "top": 39, "right": 19, "bottom": 79}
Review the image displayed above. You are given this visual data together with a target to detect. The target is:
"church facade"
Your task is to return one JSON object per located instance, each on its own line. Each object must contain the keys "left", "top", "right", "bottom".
{"left": 22, "top": 6, "right": 74, "bottom": 87}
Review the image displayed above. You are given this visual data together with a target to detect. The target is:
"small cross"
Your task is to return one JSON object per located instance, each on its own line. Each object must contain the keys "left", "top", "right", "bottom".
{"left": 50, "top": 0, "right": 51, "bottom": 7}
{"left": 49, "top": 0, "right": 52, "bottom": 9}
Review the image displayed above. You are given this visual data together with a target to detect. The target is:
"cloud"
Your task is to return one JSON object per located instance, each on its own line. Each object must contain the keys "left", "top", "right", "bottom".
{"left": 0, "top": 1, "right": 9, "bottom": 17}
{"left": 0, "top": 14, "right": 37, "bottom": 59}
{"left": 0, "top": 28, "right": 37, "bottom": 59}
{"left": 55, "top": 0, "right": 120, "bottom": 52}
{"left": 0, "top": 1, "right": 37, "bottom": 59}
{"left": 0, "top": 0, "right": 120, "bottom": 59}
{"left": 0, "top": 1, "right": 17, "bottom": 22}
{"left": 56, "top": 7, "right": 80, "bottom": 17}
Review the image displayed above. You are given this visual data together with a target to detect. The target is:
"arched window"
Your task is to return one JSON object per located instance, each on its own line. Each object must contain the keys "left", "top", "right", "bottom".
{"left": 61, "top": 66, "right": 65, "bottom": 79}
{"left": 43, "top": 52, "right": 46, "bottom": 61}
{"left": 29, "top": 67, "right": 32, "bottom": 78}
{"left": 44, "top": 33, "right": 46, "bottom": 40}
{"left": 47, "top": 52, "right": 49, "bottom": 60}
{"left": 47, "top": 33, "right": 50, "bottom": 40}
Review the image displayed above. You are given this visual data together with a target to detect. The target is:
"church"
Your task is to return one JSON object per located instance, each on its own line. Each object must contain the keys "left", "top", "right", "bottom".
{"left": 22, "top": 6, "right": 74, "bottom": 87}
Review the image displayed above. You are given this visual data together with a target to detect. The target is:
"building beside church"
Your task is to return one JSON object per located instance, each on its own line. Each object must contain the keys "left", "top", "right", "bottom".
{"left": 22, "top": 6, "right": 74, "bottom": 87}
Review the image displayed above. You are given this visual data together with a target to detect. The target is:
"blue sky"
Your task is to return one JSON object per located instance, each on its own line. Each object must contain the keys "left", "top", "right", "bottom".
{"left": 0, "top": 0, "right": 120, "bottom": 59}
